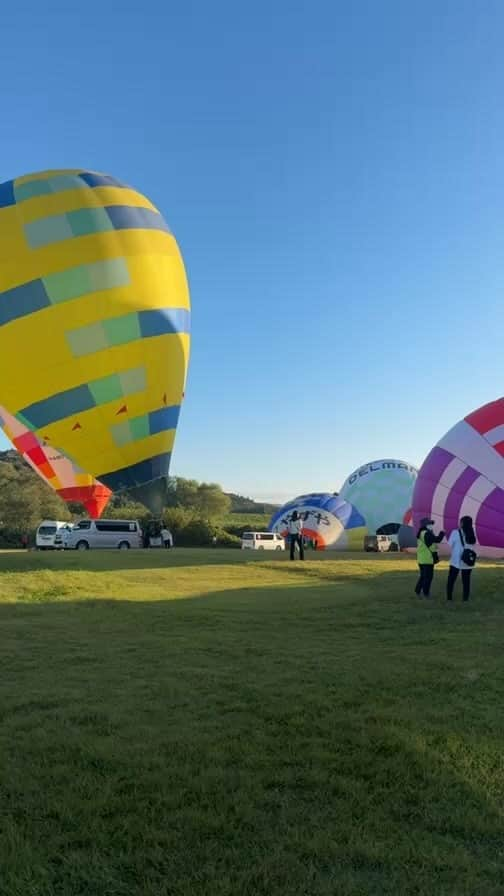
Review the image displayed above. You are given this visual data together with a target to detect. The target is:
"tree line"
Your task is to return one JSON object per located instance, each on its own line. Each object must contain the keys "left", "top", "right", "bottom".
{"left": 0, "top": 451, "right": 272, "bottom": 547}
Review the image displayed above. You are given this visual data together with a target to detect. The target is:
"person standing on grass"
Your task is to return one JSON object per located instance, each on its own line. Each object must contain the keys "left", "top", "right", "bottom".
{"left": 161, "top": 526, "right": 173, "bottom": 549}
{"left": 447, "top": 515, "right": 477, "bottom": 602}
{"left": 288, "top": 511, "right": 304, "bottom": 561}
{"left": 415, "top": 517, "right": 445, "bottom": 598}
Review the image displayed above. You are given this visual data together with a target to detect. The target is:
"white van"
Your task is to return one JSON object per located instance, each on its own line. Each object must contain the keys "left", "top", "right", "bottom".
{"left": 36, "top": 520, "right": 72, "bottom": 550}
{"left": 241, "top": 532, "right": 285, "bottom": 551}
{"left": 377, "top": 534, "right": 399, "bottom": 553}
{"left": 63, "top": 519, "right": 143, "bottom": 550}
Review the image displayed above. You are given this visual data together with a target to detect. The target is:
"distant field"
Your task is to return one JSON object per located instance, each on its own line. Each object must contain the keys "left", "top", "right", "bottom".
{"left": 1, "top": 550, "right": 504, "bottom": 895}
{"left": 220, "top": 512, "right": 271, "bottom": 532}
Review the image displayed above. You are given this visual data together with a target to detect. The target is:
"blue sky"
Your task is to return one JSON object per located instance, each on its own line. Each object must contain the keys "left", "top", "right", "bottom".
{"left": 1, "top": 0, "right": 503, "bottom": 502}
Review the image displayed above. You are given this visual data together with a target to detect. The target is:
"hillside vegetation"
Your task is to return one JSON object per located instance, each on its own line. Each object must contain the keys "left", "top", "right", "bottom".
{"left": 0, "top": 450, "right": 276, "bottom": 547}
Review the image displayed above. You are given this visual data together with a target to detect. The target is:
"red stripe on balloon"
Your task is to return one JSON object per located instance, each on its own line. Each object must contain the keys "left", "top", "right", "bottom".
{"left": 466, "top": 398, "right": 504, "bottom": 435}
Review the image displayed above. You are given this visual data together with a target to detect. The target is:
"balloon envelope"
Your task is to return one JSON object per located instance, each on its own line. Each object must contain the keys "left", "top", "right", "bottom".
{"left": 0, "top": 170, "right": 190, "bottom": 513}
{"left": 412, "top": 398, "right": 504, "bottom": 558}
{"left": 269, "top": 493, "right": 367, "bottom": 550}
{"left": 0, "top": 403, "right": 111, "bottom": 518}
{"left": 339, "top": 459, "right": 418, "bottom": 535}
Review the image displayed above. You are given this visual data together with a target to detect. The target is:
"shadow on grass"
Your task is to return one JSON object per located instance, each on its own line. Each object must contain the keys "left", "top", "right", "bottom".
{"left": 0, "top": 547, "right": 265, "bottom": 574}
{"left": 1, "top": 575, "right": 504, "bottom": 895}
{"left": 0, "top": 548, "right": 418, "bottom": 574}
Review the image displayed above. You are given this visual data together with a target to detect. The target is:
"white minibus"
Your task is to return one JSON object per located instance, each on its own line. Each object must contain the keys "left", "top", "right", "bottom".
{"left": 36, "top": 520, "right": 72, "bottom": 550}
{"left": 64, "top": 519, "right": 143, "bottom": 550}
{"left": 241, "top": 532, "right": 285, "bottom": 551}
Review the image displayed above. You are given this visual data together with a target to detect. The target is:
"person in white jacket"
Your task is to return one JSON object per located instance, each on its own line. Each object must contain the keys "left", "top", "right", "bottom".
{"left": 446, "top": 516, "right": 476, "bottom": 601}
{"left": 161, "top": 527, "right": 173, "bottom": 549}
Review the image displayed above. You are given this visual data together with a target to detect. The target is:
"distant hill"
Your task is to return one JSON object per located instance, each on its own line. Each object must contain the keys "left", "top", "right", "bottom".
{"left": 226, "top": 493, "right": 279, "bottom": 515}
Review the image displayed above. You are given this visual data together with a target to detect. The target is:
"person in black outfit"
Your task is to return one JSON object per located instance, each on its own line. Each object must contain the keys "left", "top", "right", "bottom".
{"left": 415, "top": 517, "right": 445, "bottom": 598}
{"left": 288, "top": 511, "right": 304, "bottom": 561}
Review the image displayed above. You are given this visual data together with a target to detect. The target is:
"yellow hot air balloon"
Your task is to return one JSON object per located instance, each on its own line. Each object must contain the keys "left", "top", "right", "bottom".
{"left": 0, "top": 170, "right": 190, "bottom": 512}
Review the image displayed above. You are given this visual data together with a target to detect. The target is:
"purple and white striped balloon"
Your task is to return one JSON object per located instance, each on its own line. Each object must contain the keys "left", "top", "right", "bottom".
{"left": 413, "top": 398, "right": 504, "bottom": 558}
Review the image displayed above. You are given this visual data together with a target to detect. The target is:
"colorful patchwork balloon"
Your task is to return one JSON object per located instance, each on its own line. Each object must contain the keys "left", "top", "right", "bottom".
{"left": 0, "top": 170, "right": 190, "bottom": 512}
{"left": 339, "top": 459, "right": 418, "bottom": 535}
{"left": 269, "top": 493, "right": 367, "bottom": 550}
{"left": 412, "top": 398, "right": 504, "bottom": 558}
{"left": 0, "top": 403, "right": 111, "bottom": 518}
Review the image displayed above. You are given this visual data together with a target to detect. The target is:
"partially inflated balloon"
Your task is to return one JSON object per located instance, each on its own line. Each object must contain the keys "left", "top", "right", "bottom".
{"left": 339, "top": 459, "right": 418, "bottom": 535}
{"left": 0, "top": 403, "right": 111, "bottom": 518}
{"left": 413, "top": 398, "right": 504, "bottom": 558}
{"left": 269, "top": 493, "right": 367, "bottom": 550}
{"left": 0, "top": 170, "right": 190, "bottom": 512}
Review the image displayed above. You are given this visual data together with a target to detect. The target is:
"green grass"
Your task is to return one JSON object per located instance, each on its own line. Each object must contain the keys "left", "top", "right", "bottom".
{"left": 1, "top": 549, "right": 504, "bottom": 895}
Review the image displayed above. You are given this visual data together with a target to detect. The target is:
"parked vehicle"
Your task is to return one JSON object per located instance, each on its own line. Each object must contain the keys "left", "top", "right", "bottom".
{"left": 36, "top": 520, "right": 72, "bottom": 550}
{"left": 377, "top": 534, "right": 399, "bottom": 552}
{"left": 63, "top": 519, "right": 142, "bottom": 550}
{"left": 241, "top": 532, "right": 285, "bottom": 551}
{"left": 364, "top": 534, "right": 399, "bottom": 552}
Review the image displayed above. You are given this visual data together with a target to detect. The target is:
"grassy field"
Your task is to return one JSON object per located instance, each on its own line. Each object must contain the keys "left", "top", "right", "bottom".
{"left": 220, "top": 512, "right": 271, "bottom": 533}
{"left": 1, "top": 549, "right": 504, "bottom": 895}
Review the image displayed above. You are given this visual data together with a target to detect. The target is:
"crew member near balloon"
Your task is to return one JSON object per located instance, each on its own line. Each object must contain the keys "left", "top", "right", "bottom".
{"left": 288, "top": 511, "right": 305, "bottom": 561}
{"left": 446, "top": 516, "right": 477, "bottom": 602}
{"left": 415, "top": 518, "right": 445, "bottom": 598}
{"left": 161, "top": 525, "right": 173, "bottom": 549}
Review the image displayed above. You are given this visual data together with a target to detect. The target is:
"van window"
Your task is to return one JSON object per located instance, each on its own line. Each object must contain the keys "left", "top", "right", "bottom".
{"left": 242, "top": 533, "right": 254, "bottom": 540}
{"left": 76, "top": 520, "right": 91, "bottom": 530}
{"left": 38, "top": 525, "right": 56, "bottom": 535}
{"left": 95, "top": 521, "right": 137, "bottom": 533}
{"left": 257, "top": 533, "right": 274, "bottom": 541}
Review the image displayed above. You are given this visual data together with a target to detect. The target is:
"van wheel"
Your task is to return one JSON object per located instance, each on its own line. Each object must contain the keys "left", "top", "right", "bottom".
{"left": 258, "top": 546, "right": 264, "bottom": 551}
{"left": 76, "top": 541, "right": 89, "bottom": 551}
{"left": 276, "top": 546, "right": 283, "bottom": 551}
{"left": 118, "top": 541, "right": 130, "bottom": 550}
